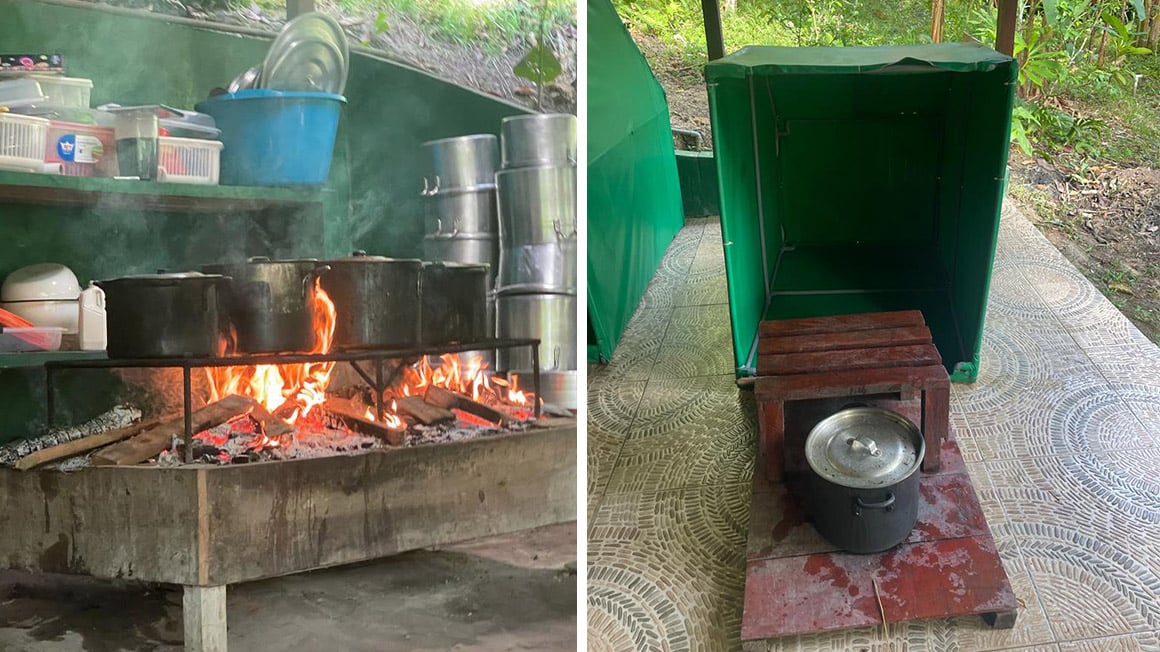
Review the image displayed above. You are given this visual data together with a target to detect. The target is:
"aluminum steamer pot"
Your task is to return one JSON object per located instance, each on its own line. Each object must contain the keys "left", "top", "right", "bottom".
{"left": 201, "top": 258, "right": 329, "bottom": 354}
{"left": 500, "top": 114, "right": 577, "bottom": 168}
{"left": 420, "top": 262, "right": 490, "bottom": 345}
{"left": 495, "top": 293, "right": 577, "bottom": 371}
{"left": 804, "top": 407, "right": 925, "bottom": 554}
{"left": 495, "top": 165, "right": 576, "bottom": 293}
{"left": 95, "top": 273, "right": 231, "bottom": 358}
{"left": 320, "top": 251, "right": 422, "bottom": 350}
{"left": 421, "top": 134, "right": 498, "bottom": 193}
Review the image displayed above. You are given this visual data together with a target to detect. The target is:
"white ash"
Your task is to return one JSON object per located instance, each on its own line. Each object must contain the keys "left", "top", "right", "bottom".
{"left": 0, "top": 405, "right": 142, "bottom": 467}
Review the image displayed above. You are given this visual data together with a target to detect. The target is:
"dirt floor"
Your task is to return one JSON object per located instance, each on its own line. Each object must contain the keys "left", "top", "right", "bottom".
{"left": 92, "top": 0, "right": 577, "bottom": 114}
{"left": 630, "top": 29, "right": 1160, "bottom": 343}
{"left": 1009, "top": 157, "right": 1160, "bottom": 342}
{"left": 0, "top": 522, "right": 576, "bottom": 651}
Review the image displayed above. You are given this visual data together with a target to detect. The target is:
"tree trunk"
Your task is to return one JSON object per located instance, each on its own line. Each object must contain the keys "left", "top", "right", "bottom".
{"left": 1150, "top": 0, "right": 1160, "bottom": 49}
{"left": 932, "top": 0, "right": 946, "bottom": 43}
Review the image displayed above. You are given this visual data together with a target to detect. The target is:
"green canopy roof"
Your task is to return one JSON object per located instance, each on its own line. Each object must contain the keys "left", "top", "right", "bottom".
{"left": 705, "top": 42, "right": 1014, "bottom": 80}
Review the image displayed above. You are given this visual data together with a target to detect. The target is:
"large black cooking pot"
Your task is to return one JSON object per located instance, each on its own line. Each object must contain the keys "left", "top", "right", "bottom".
{"left": 319, "top": 251, "right": 423, "bottom": 350}
{"left": 201, "top": 258, "right": 329, "bottom": 354}
{"left": 95, "top": 273, "right": 231, "bottom": 358}
{"left": 804, "top": 407, "right": 925, "bottom": 554}
{"left": 420, "top": 262, "right": 490, "bottom": 345}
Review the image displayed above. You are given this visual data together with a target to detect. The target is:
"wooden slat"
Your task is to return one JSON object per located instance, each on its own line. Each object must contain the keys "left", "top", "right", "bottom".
{"left": 92, "top": 396, "right": 255, "bottom": 466}
{"left": 13, "top": 416, "right": 170, "bottom": 471}
{"left": 758, "top": 325, "right": 932, "bottom": 355}
{"left": 755, "top": 365, "right": 949, "bottom": 402}
{"left": 757, "top": 344, "right": 941, "bottom": 376}
{"left": 759, "top": 310, "right": 925, "bottom": 338}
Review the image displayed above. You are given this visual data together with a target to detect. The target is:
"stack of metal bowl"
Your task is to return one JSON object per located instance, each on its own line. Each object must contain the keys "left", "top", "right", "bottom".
{"left": 495, "top": 113, "right": 577, "bottom": 409}
{"left": 420, "top": 134, "right": 500, "bottom": 362}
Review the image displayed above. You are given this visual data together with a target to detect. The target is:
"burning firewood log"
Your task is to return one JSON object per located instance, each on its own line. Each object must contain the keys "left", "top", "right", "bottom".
{"left": 93, "top": 396, "right": 259, "bottom": 466}
{"left": 423, "top": 386, "right": 508, "bottom": 427}
{"left": 396, "top": 396, "right": 455, "bottom": 425}
{"left": 323, "top": 396, "right": 405, "bottom": 446}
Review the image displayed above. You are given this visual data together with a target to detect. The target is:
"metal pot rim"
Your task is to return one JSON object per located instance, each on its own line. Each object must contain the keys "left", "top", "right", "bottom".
{"left": 805, "top": 407, "right": 924, "bottom": 489}
{"left": 421, "top": 133, "right": 497, "bottom": 148}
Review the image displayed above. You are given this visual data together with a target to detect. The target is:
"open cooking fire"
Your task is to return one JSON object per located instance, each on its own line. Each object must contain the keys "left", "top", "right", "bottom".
{"left": 174, "top": 281, "right": 538, "bottom": 464}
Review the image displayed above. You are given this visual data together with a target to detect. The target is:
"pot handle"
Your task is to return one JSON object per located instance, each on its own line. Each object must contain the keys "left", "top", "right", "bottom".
{"left": 302, "top": 265, "right": 332, "bottom": 298}
{"left": 853, "top": 493, "right": 896, "bottom": 516}
{"left": 421, "top": 176, "right": 441, "bottom": 197}
{"left": 428, "top": 218, "right": 461, "bottom": 240}
{"left": 553, "top": 219, "right": 577, "bottom": 242}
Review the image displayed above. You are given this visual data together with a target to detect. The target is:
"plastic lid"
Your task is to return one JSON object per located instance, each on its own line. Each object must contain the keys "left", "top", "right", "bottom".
{"left": 2, "top": 263, "right": 82, "bottom": 301}
{"left": 805, "top": 407, "right": 923, "bottom": 489}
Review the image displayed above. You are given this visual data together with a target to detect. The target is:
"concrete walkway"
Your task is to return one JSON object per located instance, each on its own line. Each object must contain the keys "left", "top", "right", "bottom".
{"left": 587, "top": 203, "right": 1160, "bottom": 651}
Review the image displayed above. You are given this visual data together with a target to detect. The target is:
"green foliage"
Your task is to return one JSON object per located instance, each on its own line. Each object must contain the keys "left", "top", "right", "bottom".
{"left": 514, "top": 43, "right": 562, "bottom": 83}
{"left": 364, "top": 0, "right": 574, "bottom": 51}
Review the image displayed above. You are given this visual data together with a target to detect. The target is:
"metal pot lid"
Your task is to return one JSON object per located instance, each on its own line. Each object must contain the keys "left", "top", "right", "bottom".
{"left": 804, "top": 407, "right": 924, "bottom": 489}
{"left": 97, "top": 272, "right": 228, "bottom": 283}
{"left": 422, "top": 261, "right": 489, "bottom": 271}
{"left": 328, "top": 251, "right": 422, "bottom": 265}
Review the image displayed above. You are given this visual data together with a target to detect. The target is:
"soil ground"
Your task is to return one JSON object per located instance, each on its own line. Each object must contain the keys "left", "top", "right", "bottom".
{"left": 93, "top": 0, "right": 577, "bottom": 114}
{"left": 631, "top": 30, "right": 1160, "bottom": 343}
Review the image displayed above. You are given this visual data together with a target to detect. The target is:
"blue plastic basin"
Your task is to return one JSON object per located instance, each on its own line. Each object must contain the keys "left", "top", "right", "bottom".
{"left": 195, "top": 90, "right": 346, "bottom": 186}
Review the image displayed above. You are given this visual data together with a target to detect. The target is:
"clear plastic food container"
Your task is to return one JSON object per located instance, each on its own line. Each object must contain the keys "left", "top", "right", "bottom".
{"left": 0, "top": 326, "right": 64, "bottom": 352}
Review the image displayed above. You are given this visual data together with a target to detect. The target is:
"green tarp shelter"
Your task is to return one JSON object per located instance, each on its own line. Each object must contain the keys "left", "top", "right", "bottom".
{"left": 587, "top": 0, "right": 684, "bottom": 363}
{"left": 705, "top": 43, "right": 1016, "bottom": 381}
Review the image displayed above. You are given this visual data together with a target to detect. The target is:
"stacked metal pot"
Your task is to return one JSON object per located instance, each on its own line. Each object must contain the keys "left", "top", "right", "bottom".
{"left": 495, "top": 114, "right": 577, "bottom": 409}
{"left": 419, "top": 134, "right": 500, "bottom": 363}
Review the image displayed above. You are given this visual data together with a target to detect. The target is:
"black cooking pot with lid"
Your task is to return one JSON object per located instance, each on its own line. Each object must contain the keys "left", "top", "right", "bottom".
{"left": 96, "top": 272, "right": 232, "bottom": 358}
{"left": 420, "top": 261, "right": 490, "bottom": 345}
{"left": 319, "top": 250, "right": 423, "bottom": 350}
{"left": 200, "top": 257, "right": 330, "bottom": 354}
{"left": 804, "top": 406, "right": 925, "bottom": 554}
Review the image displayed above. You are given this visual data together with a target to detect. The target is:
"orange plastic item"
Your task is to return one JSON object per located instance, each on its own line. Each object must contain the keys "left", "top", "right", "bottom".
{"left": 0, "top": 308, "right": 35, "bottom": 328}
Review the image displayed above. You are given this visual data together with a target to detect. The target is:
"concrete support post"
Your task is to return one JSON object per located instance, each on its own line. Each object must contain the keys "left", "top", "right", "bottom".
{"left": 183, "top": 585, "right": 227, "bottom": 652}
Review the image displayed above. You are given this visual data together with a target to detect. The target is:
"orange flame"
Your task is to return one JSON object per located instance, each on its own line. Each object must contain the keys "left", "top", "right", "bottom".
{"left": 363, "top": 399, "right": 406, "bottom": 430}
{"left": 205, "top": 279, "right": 337, "bottom": 423}
{"left": 400, "top": 354, "right": 496, "bottom": 403}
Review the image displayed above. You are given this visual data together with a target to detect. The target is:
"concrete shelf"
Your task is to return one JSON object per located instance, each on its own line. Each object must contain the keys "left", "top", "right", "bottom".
{"left": 0, "top": 171, "right": 323, "bottom": 213}
{"left": 0, "top": 351, "right": 107, "bottom": 369}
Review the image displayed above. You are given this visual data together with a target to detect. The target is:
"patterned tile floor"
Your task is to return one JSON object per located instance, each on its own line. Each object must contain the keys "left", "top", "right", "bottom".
{"left": 587, "top": 204, "right": 1160, "bottom": 652}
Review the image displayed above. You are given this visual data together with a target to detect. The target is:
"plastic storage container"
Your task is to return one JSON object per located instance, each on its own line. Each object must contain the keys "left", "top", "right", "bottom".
{"left": 0, "top": 112, "right": 50, "bottom": 172}
{"left": 0, "top": 327, "right": 64, "bottom": 352}
{"left": 27, "top": 75, "right": 92, "bottom": 109}
{"left": 44, "top": 120, "right": 115, "bottom": 176}
{"left": 159, "top": 136, "right": 222, "bottom": 185}
{"left": 704, "top": 43, "right": 1017, "bottom": 382}
{"left": 195, "top": 89, "right": 345, "bottom": 186}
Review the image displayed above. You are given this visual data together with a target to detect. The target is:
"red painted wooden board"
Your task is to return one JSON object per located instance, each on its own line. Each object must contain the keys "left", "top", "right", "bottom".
{"left": 742, "top": 536, "right": 1016, "bottom": 640}
{"left": 759, "top": 310, "right": 925, "bottom": 337}
{"left": 742, "top": 439, "right": 1016, "bottom": 642}
{"left": 757, "top": 343, "right": 942, "bottom": 376}
{"left": 757, "top": 325, "right": 932, "bottom": 355}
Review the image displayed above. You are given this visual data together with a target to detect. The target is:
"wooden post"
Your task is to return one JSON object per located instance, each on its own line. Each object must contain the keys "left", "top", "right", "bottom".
{"left": 183, "top": 585, "right": 227, "bottom": 652}
{"left": 701, "top": 0, "right": 725, "bottom": 60}
{"left": 286, "top": 0, "right": 315, "bottom": 19}
{"left": 931, "top": 0, "right": 946, "bottom": 43}
{"left": 996, "top": 0, "right": 1018, "bottom": 56}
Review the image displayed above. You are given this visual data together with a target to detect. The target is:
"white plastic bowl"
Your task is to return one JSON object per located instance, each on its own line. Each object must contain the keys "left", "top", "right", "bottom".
{"left": 0, "top": 300, "right": 79, "bottom": 334}
{"left": 2, "top": 263, "right": 82, "bottom": 302}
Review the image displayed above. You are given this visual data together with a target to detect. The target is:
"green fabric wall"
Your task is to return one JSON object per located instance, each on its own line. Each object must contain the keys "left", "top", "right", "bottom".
{"left": 0, "top": 0, "right": 528, "bottom": 443}
{"left": 586, "top": 0, "right": 684, "bottom": 363}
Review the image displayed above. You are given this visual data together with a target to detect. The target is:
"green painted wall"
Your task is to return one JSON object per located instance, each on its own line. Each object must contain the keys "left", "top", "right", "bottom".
{"left": 0, "top": 0, "right": 529, "bottom": 443}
